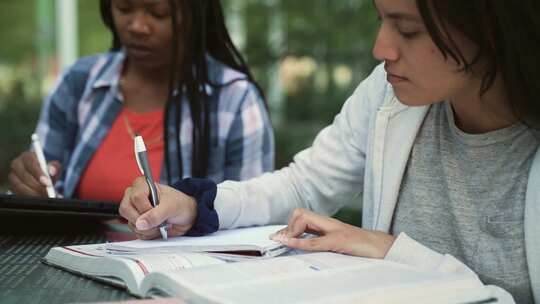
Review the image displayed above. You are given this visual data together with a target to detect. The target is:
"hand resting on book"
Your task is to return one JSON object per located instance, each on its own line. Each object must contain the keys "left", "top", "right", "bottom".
{"left": 120, "top": 176, "right": 197, "bottom": 239}
{"left": 270, "top": 208, "right": 396, "bottom": 259}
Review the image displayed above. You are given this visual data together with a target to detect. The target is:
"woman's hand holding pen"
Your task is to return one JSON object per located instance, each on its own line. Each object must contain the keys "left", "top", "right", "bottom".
{"left": 119, "top": 176, "right": 197, "bottom": 240}
{"left": 270, "top": 208, "right": 396, "bottom": 259}
{"left": 8, "top": 151, "right": 61, "bottom": 197}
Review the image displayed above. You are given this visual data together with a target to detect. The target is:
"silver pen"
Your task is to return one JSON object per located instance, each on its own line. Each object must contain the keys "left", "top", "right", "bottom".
{"left": 134, "top": 135, "right": 168, "bottom": 240}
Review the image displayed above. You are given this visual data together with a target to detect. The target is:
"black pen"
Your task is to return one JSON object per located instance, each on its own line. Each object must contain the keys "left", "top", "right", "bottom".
{"left": 134, "top": 135, "right": 168, "bottom": 240}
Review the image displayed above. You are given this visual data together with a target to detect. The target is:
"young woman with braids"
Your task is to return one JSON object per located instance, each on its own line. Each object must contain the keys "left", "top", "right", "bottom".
{"left": 8, "top": 0, "right": 274, "bottom": 202}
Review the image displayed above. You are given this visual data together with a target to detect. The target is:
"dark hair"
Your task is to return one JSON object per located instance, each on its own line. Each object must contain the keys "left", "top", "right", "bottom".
{"left": 100, "top": 0, "right": 266, "bottom": 181}
{"left": 416, "top": 0, "right": 540, "bottom": 127}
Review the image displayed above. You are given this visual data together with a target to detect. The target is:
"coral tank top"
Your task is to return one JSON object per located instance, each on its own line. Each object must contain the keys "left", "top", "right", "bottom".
{"left": 77, "top": 107, "right": 164, "bottom": 203}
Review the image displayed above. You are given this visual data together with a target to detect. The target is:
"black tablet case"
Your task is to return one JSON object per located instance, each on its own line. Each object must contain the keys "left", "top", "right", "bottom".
{"left": 0, "top": 194, "right": 119, "bottom": 219}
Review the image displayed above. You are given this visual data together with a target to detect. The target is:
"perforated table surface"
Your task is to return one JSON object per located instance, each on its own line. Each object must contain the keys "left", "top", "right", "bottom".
{"left": 0, "top": 215, "right": 136, "bottom": 303}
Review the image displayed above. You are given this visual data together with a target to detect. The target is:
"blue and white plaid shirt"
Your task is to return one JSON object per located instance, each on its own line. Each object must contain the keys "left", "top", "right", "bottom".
{"left": 35, "top": 52, "right": 274, "bottom": 198}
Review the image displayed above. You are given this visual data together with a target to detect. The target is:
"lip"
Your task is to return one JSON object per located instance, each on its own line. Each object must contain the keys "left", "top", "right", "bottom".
{"left": 126, "top": 44, "right": 153, "bottom": 58}
{"left": 385, "top": 71, "right": 409, "bottom": 85}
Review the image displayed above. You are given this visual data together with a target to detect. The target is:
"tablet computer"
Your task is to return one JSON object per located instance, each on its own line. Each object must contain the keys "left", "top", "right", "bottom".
{"left": 0, "top": 194, "right": 119, "bottom": 219}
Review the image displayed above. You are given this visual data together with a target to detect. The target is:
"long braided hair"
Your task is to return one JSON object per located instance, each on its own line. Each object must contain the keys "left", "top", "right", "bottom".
{"left": 100, "top": 0, "right": 266, "bottom": 182}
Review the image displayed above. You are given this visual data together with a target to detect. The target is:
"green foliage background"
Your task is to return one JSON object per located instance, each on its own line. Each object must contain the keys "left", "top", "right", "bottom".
{"left": 0, "top": 1, "right": 379, "bottom": 222}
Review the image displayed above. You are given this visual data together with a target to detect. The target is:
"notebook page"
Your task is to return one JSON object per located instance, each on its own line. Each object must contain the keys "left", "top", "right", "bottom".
{"left": 106, "top": 225, "right": 285, "bottom": 253}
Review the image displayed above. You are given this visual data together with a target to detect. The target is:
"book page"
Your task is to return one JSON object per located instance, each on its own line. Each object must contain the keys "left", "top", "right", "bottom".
{"left": 53, "top": 244, "right": 225, "bottom": 272}
{"left": 43, "top": 244, "right": 226, "bottom": 296}
{"left": 118, "top": 252, "right": 226, "bottom": 274}
{"left": 141, "top": 252, "right": 486, "bottom": 304}
{"left": 106, "top": 225, "right": 286, "bottom": 256}
{"left": 203, "top": 266, "right": 485, "bottom": 304}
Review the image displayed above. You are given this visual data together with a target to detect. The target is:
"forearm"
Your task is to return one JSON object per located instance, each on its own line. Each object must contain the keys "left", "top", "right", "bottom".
{"left": 215, "top": 167, "right": 305, "bottom": 229}
{"left": 216, "top": 104, "right": 371, "bottom": 229}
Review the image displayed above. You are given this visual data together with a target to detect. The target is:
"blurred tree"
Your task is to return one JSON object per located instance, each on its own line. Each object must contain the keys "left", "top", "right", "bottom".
{"left": 0, "top": 80, "right": 40, "bottom": 185}
{"left": 0, "top": 2, "right": 36, "bottom": 64}
{"left": 78, "top": 0, "right": 109, "bottom": 56}
{"left": 222, "top": 0, "right": 379, "bottom": 169}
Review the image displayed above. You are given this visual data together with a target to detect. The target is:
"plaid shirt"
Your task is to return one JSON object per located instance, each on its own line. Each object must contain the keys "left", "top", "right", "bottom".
{"left": 36, "top": 52, "right": 274, "bottom": 198}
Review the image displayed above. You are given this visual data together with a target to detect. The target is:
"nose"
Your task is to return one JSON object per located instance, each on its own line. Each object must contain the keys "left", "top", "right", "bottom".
{"left": 128, "top": 11, "right": 151, "bottom": 35}
{"left": 372, "top": 24, "right": 399, "bottom": 62}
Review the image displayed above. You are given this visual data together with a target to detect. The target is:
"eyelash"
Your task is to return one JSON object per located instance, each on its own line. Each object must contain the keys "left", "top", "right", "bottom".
{"left": 114, "top": 4, "right": 131, "bottom": 14}
{"left": 113, "top": 4, "right": 170, "bottom": 19}
{"left": 398, "top": 31, "right": 420, "bottom": 39}
{"left": 150, "top": 12, "right": 170, "bottom": 19}
{"left": 375, "top": 17, "right": 420, "bottom": 40}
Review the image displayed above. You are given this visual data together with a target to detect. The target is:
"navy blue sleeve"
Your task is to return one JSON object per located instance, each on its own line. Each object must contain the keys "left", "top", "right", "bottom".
{"left": 171, "top": 178, "right": 219, "bottom": 236}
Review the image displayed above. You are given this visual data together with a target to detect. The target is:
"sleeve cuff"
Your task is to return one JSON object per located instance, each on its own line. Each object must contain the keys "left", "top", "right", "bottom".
{"left": 385, "top": 232, "right": 446, "bottom": 270}
{"left": 172, "top": 178, "right": 219, "bottom": 236}
{"left": 385, "top": 233, "right": 474, "bottom": 275}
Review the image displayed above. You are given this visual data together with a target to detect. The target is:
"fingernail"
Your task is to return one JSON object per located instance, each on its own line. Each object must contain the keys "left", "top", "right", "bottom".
{"left": 48, "top": 165, "right": 57, "bottom": 176}
{"left": 39, "top": 175, "right": 52, "bottom": 186}
{"left": 136, "top": 219, "right": 149, "bottom": 230}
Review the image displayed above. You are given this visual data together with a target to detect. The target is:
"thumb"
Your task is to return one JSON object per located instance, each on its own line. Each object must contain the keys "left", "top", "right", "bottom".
{"left": 135, "top": 200, "right": 179, "bottom": 230}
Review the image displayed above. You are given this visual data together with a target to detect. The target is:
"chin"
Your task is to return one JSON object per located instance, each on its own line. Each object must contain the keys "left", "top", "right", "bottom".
{"left": 394, "top": 90, "right": 439, "bottom": 107}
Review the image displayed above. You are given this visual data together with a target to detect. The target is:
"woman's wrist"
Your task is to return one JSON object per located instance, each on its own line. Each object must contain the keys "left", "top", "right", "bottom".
{"left": 367, "top": 230, "right": 397, "bottom": 259}
{"left": 343, "top": 224, "right": 396, "bottom": 259}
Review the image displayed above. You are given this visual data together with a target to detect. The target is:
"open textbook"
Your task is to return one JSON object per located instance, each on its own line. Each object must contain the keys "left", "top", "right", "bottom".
{"left": 44, "top": 247, "right": 495, "bottom": 303}
{"left": 43, "top": 225, "right": 496, "bottom": 303}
